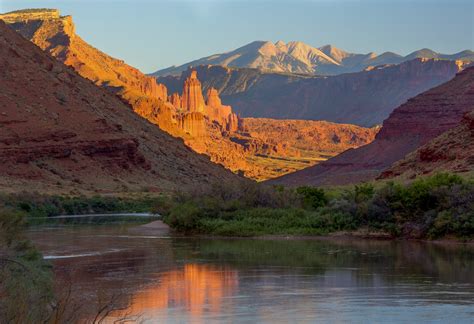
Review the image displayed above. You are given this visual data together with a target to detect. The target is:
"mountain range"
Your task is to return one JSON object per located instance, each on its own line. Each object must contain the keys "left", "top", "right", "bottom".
{"left": 153, "top": 40, "right": 474, "bottom": 76}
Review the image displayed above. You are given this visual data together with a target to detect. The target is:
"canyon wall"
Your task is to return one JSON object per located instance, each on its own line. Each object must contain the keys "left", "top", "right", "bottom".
{"left": 269, "top": 67, "right": 474, "bottom": 186}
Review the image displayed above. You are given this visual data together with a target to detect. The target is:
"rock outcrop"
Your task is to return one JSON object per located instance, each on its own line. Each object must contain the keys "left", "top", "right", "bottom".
{"left": 181, "top": 71, "right": 206, "bottom": 113}
{"left": 269, "top": 67, "right": 474, "bottom": 186}
{"left": 169, "top": 93, "right": 181, "bottom": 108}
{"left": 205, "top": 87, "right": 239, "bottom": 132}
{"left": 0, "top": 19, "right": 240, "bottom": 194}
{"left": 177, "top": 112, "right": 207, "bottom": 138}
{"left": 0, "top": 8, "right": 60, "bottom": 22}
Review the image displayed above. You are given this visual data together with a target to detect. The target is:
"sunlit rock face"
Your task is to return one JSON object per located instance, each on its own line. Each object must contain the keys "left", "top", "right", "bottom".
{"left": 205, "top": 87, "right": 240, "bottom": 132}
{"left": 169, "top": 92, "right": 182, "bottom": 108}
{"left": 181, "top": 71, "right": 206, "bottom": 113}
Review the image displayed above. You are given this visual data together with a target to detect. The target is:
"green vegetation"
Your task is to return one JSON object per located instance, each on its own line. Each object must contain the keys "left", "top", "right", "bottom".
{"left": 0, "top": 193, "right": 163, "bottom": 224}
{"left": 0, "top": 209, "right": 54, "bottom": 322}
{"left": 161, "top": 173, "right": 474, "bottom": 240}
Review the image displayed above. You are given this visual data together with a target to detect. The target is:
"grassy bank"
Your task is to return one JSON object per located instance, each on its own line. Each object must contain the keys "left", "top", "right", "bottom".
{"left": 160, "top": 173, "right": 474, "bottom": 240}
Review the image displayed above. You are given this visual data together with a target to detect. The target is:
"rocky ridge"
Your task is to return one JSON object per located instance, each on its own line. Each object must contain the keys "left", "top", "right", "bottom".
{"left": 269, "top": 67, "right": 474, "bottom": 186}
{"left": 380, "top": 110, "right": 474, "bottom": 179}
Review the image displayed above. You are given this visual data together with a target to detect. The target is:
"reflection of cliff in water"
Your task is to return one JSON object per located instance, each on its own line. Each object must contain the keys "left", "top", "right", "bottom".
{"left": 114, "top": 264, "right": 238, "bottom": 320}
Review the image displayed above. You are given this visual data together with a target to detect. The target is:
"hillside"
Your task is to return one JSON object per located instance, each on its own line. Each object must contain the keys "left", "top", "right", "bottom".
{"left": 158, "top": 60, "right": 465, "bottom": 127}
{"left": 0, "top": 20, "right": 241, "bottom": 194}
{"left": 2, "top": 9, "right": 376, "bottom": 180}
{"left": 269, "top": 66, "right": 474, "bottom": 186}
{"left": 152, "top": 40, "right": 474, "bottom": 77}
{"left": 380, "top": 110, "right": 474, "bottom": 179}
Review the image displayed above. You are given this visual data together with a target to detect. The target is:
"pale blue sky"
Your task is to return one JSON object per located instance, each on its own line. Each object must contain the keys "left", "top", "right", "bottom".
{"left": 1, "top": 0, "right": 473, "bottom": 73}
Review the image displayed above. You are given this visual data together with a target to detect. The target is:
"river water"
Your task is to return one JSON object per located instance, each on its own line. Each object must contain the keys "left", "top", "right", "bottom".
{"left": 27, "top": 223, "right": 474, "bottom": 323}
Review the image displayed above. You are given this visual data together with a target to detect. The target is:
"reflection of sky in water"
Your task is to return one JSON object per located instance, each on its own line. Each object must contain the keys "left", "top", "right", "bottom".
{"left": 27, "top": 226, "right": 474, "bottom": 323}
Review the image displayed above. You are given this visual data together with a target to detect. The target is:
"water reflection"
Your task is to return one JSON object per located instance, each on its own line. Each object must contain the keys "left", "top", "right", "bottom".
{"left": 26, "top": 226, "right": 474, "bottom": 323}
{"left": 123, "top": 264, "right": 238, "bottom": 321}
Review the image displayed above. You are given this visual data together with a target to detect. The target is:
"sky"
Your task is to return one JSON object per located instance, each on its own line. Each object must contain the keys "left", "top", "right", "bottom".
{"left": 1, "top": 0, "right": 473, "bottom": 73}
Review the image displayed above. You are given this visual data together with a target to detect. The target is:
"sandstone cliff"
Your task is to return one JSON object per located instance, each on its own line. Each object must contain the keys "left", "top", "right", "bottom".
{"left": 0, "top": 20, "right": 240, "bottom": 194}
{"left": 269, "top": 67, "right": 474, "bottom": 186}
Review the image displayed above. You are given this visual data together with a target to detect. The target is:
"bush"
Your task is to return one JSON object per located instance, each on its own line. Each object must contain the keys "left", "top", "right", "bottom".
{"left": 0, "top": 209, "right": 54, "bottom": 322}
{"left": 296, "top": 186, "right": 327, "bottom": 210}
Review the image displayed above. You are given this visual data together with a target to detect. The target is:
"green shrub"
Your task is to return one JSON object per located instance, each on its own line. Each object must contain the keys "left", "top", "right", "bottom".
{"left": 0, "top": 209, "right": 54, "bottom": 322}
{"left": 296, "top": 186, "right": 327, "bottom": 210}
{"left": 164, "top": 202, "right": 202, "bottom": 232}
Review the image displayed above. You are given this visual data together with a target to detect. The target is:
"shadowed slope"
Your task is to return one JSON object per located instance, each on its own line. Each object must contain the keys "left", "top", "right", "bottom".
{"left": 269, "top": 67, "right": 474, "bottom": 186}
{"left": 0, "top": 20, "right": 240, "bottom": 194}
{"left": 380, "top": 110, "right": 474, "bottom": 179}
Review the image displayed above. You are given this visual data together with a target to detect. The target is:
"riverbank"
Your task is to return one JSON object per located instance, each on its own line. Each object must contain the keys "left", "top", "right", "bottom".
{"left": 152, "top": 220, "right": 472, "bottom": 244}
{"left": 161, "top": 173, "right": 474, "bottom": 241}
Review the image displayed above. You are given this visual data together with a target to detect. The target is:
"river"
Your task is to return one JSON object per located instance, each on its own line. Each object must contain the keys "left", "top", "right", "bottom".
{"left": 27, "top": 222, "right": 474, "bottom": 323}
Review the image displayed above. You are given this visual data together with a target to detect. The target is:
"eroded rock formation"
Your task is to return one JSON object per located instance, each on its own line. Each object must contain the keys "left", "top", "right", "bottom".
{"left": 158, "top": 61, "right": 467, "bottom": 127}
{"left": 181, "top": 71, "right": 206, "bottom": 113}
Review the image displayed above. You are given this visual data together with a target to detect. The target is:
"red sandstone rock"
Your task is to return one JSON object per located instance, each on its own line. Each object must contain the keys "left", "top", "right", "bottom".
{"left": 181, "top": 71, "right": 206, "bottom": 113}
{"left": 169, "top": 93, "right": 181, "bottom": 108}
{"left": 177, "top": 112, "right": 207, "bottom": 138}
{"left": 205, "top": 87, "right": 237, "bottom": 130}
